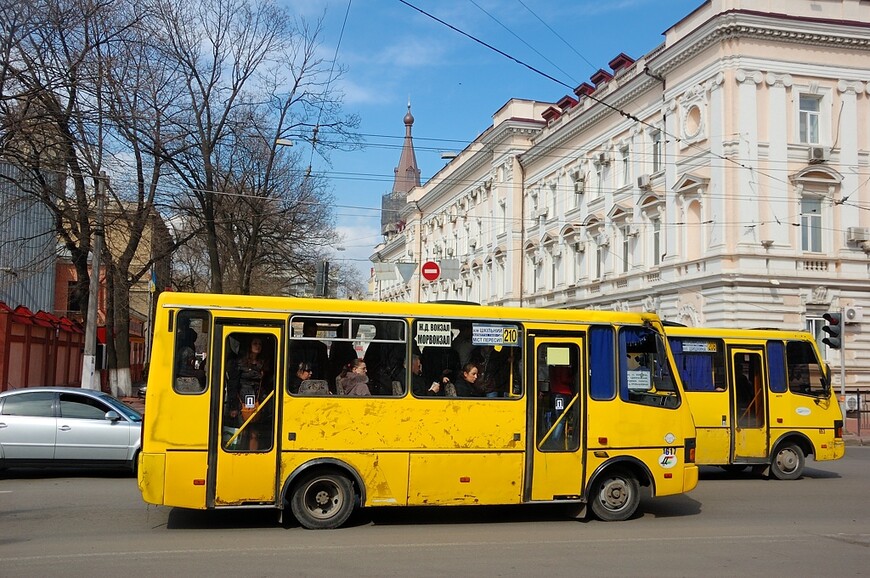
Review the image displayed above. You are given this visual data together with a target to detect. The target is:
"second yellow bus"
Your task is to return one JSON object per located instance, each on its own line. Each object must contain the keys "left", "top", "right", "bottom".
{"left": 666, "top": 326, "right": 844, "bottom": 479}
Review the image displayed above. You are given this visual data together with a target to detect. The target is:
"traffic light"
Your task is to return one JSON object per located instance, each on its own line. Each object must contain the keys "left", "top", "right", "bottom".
{"left": 822, "top": 311, "right": 842, "bottom": 349}
{"left": 314, "top": 260, "right": 330, "bottom": 297}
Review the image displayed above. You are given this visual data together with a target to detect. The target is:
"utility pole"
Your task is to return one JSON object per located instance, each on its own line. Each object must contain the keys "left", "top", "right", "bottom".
{"left": 81, "top": 172, "right": 106, "bottom": 390}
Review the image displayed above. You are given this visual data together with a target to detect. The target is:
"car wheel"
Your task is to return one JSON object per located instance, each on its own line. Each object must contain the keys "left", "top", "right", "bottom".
{"left": 589, "top": 468, "right": 640, "bottom": 522}
{"left": 770, "top": 442, "right": 805, "bottom": 480}
{"left": 290, "top": 470, "right": 355, "bottom": 529}
{"left": 129, "top": 450, "right": 140, "bottom": 477}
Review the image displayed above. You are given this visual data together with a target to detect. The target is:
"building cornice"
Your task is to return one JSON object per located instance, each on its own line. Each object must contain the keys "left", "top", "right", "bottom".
{"left": 523, "top": 73, "right": 661, "bottom": 166}
{"left": 649, "top": 10, "right": 870, "bottom": 78}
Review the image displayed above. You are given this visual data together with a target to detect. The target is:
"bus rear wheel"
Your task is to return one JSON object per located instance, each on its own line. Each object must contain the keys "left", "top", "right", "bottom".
{"left": 770, "top": 442, "right": 805, "bottom": 480}
{"left": 290, "top": 471, "right": 355, "bottom": 529}
{"left": 589, "top": 469, "right": 640, "bottom": 522}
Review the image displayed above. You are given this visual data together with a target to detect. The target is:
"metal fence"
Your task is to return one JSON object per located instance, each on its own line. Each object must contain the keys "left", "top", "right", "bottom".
{"left": 843, "top": 390, "right": 870, "bottom": 437}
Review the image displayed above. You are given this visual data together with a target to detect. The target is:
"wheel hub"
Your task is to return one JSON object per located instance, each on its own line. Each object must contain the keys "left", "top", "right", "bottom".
{"left": 777, "top": 449, "right": 798, "bottom": 473}
{"left": 600, "top": 479, "right": 628, "bottom": 509}
{"left": 314, "top": 490, "right": 331, "bottom": 508}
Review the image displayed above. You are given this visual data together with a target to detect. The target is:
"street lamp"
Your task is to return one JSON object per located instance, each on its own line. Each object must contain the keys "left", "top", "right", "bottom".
{"left": 276, "top": 138, "right": 294, "bottom": 147}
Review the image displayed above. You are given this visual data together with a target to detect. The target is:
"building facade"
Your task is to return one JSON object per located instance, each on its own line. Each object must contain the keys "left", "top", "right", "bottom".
{"left": 372, "top": 0, "right": 870, "bottom": 390}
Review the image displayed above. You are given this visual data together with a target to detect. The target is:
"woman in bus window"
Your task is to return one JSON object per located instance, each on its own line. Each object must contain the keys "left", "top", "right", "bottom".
{"left": 227, "top": 336, "right": 273, "bottom": 449}
{"left": 454, "top": 363, "right": 483, "bottom": 397}
{"left": 337, "top": 359, "right": 371, "bottom": 396}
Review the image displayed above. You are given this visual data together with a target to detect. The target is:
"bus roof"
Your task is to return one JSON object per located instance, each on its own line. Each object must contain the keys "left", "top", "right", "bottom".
{"left": 158, "top": 292, "right": 662, "bottom": 327}
{"left": 664, "top": 326, "right": 817, "bottom": 341}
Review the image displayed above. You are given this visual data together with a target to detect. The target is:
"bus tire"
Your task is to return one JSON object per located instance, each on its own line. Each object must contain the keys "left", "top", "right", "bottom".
{"left": 290, "top": 470, "right": 355, "bottom": 529}
{"left": 589, "top": 468, "right": 640, "bottom": 522}
{"left": 770, "top": 442, "right": 805, "bottom": 480}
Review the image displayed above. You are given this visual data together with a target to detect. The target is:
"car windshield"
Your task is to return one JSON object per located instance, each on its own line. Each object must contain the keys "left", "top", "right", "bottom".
{"left": 98, "top": 393, "right": 142, "bottom": 421}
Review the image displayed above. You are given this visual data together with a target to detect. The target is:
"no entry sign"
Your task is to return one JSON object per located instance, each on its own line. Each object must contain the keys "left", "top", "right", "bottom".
{"left": 421, "top": 260, "right": 440, "bottom": 281}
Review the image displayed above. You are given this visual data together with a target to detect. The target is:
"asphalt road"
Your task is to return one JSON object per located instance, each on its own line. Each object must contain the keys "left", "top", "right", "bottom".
{"left": 1, "top": 449, "right": 869, "bottom": 577}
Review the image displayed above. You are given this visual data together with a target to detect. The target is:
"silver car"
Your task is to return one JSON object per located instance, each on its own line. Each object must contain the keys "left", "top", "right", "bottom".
{"left": 0, "top": 387, "right": 142, "bottom": 473}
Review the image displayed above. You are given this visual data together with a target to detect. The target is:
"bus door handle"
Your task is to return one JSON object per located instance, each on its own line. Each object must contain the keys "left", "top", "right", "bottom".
{"left": 513, "top": 433, "right": 521, "bottom": 441}
{"left": 287, "top": 432, "right": 297, "bottom": 441}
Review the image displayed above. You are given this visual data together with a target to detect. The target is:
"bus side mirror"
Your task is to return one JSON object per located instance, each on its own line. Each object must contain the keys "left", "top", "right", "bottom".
{"left": 821, "top": 363, "right": 832, "bottom": 392}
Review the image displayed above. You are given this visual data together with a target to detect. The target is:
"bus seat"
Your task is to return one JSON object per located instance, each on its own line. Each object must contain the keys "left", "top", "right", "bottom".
{"left": 298, "top": 379, "right": 330, "bottom": 396}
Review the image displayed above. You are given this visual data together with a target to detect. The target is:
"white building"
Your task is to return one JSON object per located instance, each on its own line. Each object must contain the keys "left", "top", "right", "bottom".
{"left": 372, "top": 0, "right": 870, "bottom": 391}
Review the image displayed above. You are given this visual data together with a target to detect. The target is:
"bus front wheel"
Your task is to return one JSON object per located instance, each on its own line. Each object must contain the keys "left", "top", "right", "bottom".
{"left": 290, "top": 470, "right": 356, "bottom": 529}
{"left": 589, "top": 469, "right": 640, "bottom": 522}
{"left": 770, "top": 442, "right": 805, "bottom": 480}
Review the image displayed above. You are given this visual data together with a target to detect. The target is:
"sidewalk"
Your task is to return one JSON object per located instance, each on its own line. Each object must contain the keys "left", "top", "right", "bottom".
{"left": 120, "top": 396, "right": 145, "bottom": 415}
{"left": 844, "top": 432, "right": 867, "bottom": 446}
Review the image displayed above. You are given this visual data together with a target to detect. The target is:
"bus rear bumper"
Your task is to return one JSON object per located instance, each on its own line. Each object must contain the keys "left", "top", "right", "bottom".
{"left": 683, "top": 464, "right": 699, "bottom": 493}
{"left": 138, "top": 452, "right": 166, "bottom": 506}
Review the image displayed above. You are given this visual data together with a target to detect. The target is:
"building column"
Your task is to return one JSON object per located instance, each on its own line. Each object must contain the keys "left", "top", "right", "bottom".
{"left": 764, "top": 72, "right": 793, "bottom": 247}
{"left": 707, "top": 72, "right": 726, "bottom": 249}
{"left": 837, "top": 80, "right": 864, "bottom": 234}
{"left": 735, "top": 69, "right": 763, "bottom": 248}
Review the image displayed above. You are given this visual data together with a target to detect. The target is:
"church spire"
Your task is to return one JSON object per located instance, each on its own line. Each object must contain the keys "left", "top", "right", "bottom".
{"left": 392, "top": 101, "right": 421, "bottom": 195}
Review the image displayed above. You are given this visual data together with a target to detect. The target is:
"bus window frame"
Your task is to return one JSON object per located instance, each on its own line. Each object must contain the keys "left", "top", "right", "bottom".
{"left": 172, "top": 309, "right": 211, "bottom": 395}
{"left": 411, "top": 317, "right": 524, "bottom": 400}
{"left": 288, "top": 314, "right": 407, "bottom": 397}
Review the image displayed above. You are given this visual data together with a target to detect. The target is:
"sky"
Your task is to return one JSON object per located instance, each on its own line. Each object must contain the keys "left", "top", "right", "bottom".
{"left": 285, "top": 0, "right": 705, "bottom": 278}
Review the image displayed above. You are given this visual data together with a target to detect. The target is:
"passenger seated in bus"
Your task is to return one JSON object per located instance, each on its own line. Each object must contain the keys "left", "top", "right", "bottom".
{"left": 363, "top": 322, "right": 404, "bottom": 396}
{"left": 454, "top": 362, "right": 484, "bottom": 397}
{"left": 420, "top": 344, "right": 460, "bottom": 391}
{"left": 290, "top": 321, "right": 329, "bottom": 381}
{"left": 289, "top": 362, "right": 313, "bottom": 394}
{"left": 327, "top": 325, "right": 357, "bottom": 388}
{"left": 336, "top": 359, "right": 371, "bottom": 396}
{"left": 176, "top": 344, "right": 206, "bottom": 392}
{"left": 410, "top": 354, "right": 444, "bottom": 396}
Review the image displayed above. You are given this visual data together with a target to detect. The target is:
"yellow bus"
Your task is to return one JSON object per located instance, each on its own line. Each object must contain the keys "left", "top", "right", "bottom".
{"left": 138, "top": 292, "right": 698, "bottom": 528}
{"left": 665, "top": 326, "right": 844, "bottom": 479}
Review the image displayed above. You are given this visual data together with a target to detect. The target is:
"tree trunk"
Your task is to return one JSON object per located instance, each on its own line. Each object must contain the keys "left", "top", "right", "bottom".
{"left": 109, "top": 267, "right": 133, "bottom": 397}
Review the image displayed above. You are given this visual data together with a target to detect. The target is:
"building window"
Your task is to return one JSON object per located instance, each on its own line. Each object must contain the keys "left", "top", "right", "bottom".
{"left": 652, "top": 218, "right": 661, "bottom": 266}
{"left": 799, "top": 95, "right": 821, "bottom": 144}
{"left": 806, "top": 316, "right": 828, "bottom": 358}
{"left": 801, "top": 197, "right": 822, "bottom": 253}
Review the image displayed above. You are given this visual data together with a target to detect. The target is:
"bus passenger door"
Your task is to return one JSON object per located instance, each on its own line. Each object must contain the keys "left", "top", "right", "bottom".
{"left": 211, "top": 325, "right": 283, "bottom": 507}
{"left": 731, "top": 349, "right": 767, "bottom": 460}
{"left": 530, "top": 337, "right": 584, "bottom": 501}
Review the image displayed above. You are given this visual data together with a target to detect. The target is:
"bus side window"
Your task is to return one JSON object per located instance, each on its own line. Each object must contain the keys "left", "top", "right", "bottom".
{"left": 786, "top": 340, "right": 825, "bottom": 396}
{"left": 173, "top": 310, "right": 209, "bottom": 393}
{"left": 619, "top": 326, "right": 679, "bottom": 408}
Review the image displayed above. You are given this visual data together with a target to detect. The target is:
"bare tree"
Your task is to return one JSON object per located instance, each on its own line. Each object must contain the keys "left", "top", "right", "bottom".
{"left": 155, "top": 0, "right": 358, "bottom": 293}
{"left": 1, "top": 0, "right": 359, "bottom": 396}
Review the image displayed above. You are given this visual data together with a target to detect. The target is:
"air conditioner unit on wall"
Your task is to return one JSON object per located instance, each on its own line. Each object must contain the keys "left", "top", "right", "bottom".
{"left": 597, "top": 152, "right": 610, "bottom": 165}
{"left": 844, "top": 306, "right": 863, "bottom": 324}
{"left": 637, "top": 174, "right": 652, "bottom": 189}
{"left": 846, "top": 227, "right": 870, "bottom": 243}
{"left": 808, "top": 146, "right": 830, "bottom": 164}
